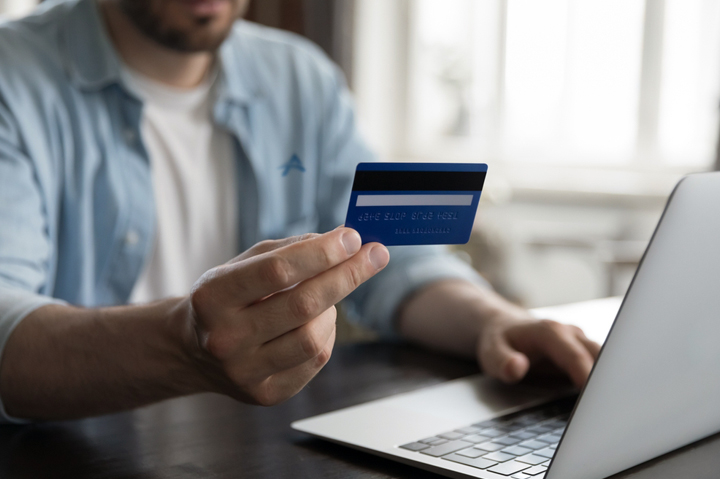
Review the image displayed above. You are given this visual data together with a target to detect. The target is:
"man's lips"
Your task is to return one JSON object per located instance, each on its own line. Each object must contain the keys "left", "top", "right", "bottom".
{"left": 178, "top": 0, "right": 230, "bottom": 16}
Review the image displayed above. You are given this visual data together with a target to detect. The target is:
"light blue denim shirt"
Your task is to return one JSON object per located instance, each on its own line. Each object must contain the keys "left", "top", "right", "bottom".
{"left": 0, "top": 0, "right": 486, "bottom": 422}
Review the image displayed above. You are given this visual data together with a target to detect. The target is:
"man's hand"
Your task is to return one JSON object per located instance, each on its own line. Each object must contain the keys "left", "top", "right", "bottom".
{"left": 398, "top": 280, "right": 601, "bottom": 389}
{"left": 478, "top": 315, "right": 600, "bottom": 388}
{"left": 180, "top": 228, "right": 390, "bottom": 406}
{"left": 0, "top": 228, "right": 388, "bottom": 420}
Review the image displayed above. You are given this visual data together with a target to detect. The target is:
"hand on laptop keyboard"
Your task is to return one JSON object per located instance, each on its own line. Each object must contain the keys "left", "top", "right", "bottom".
{"left": 479, "top": 315, "right": 601, "bottom": 389}
{"left": 397, "top": 280, "right": 602, "bottom": 390}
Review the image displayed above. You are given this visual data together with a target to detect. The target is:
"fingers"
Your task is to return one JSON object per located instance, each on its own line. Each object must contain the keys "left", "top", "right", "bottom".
{"left": 195, "top": 228, "right": 365, "bottom": 310}
{"left": 528, "top": 320, "right": 596, "bottom": 388}
{"left": 247, "top": 242, "right": 390, "bottom": 342}
{"left": 226, "top": 233, "right": 321, "bottom": 264}
{"left": 253, "top": 307, "right": 337, "bottom": 377}
{"left": 480, "top": 332, "right": 531, "bottom": 383}
{"left": 575, "top": 329, "right": 602, "bottom": 359}
{"left": 251, "top": 327, "right": 336, "bottom": 406}
{"left": 481, "top": 320, "right": 598, "bottom": 388}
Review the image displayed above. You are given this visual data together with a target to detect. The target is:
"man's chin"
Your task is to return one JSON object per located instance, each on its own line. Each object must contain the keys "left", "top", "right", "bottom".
{"left": 119, "top": 0, "right": 238, "bottom": 53}
{"left": 162, "top": 24, "right": 233, "bottom": 52}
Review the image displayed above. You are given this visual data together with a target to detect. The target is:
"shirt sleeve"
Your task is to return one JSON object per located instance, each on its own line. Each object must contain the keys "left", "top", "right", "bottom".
{"left": 0, "top": 96, "right": 66, "bottom": 424}
{"left": 313, "top": 56, "right": 490, "bottom": 337}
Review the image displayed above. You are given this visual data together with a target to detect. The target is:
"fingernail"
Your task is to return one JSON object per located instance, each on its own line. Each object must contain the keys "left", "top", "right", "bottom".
{"left": 368, "top": 245, "right": 390, "bottom": 270}
{"left": 341, "top": 230, "right": 362, "bottom": 255}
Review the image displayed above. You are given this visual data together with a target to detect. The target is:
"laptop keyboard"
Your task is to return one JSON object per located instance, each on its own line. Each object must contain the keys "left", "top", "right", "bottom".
{"left": 398, "top": 395, "right": 576, "bottom": 478}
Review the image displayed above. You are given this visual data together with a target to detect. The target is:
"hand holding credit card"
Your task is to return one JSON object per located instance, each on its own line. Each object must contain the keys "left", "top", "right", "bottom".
{"left": 344, "top": 163, "right": 487, "bottom": 246}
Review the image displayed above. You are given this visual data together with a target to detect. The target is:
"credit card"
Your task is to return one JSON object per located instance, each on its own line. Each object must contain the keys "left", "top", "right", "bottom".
{"left": 344, "top": 163, "right": 487, "bottom": 246}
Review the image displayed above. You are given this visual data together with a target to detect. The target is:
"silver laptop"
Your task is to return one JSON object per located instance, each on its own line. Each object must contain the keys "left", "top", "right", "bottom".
{"left": 292, "top": 172, "right": 720, "bottom": 479}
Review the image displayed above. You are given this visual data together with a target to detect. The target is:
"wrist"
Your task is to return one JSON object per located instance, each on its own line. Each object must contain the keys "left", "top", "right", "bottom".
{"left": 165, "top": 297, "right": 223, "bottom": 395}
{"left": 481, "top": 303, "right": 534, "bottom": 330}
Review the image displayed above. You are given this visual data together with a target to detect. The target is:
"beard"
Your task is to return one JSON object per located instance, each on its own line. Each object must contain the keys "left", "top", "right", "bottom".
{"left": 118, "top": 0, "right": 240, "bottom": 53}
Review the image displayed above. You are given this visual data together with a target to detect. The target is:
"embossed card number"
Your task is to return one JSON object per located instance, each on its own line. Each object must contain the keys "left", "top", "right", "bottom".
{"left": 344, "top": 163, "right": 487, "bottom": 246}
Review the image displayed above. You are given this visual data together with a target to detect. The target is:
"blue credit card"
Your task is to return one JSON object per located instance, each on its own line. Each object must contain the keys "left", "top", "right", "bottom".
{"left": 344, "top": 163, "right": 487, "bottom": 246}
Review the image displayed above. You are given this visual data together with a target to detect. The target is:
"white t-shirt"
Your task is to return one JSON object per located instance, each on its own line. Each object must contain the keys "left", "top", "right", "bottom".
{"left": 122, "top": 66, "right": 238, "bottom": 303}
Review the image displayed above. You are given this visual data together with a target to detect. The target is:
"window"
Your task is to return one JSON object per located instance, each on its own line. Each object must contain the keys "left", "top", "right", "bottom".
{"left": 397, "top": 0, "right": 720, "bottom": 173}
{"left": 0, "top": 0, "right": 36, "bottom": 19}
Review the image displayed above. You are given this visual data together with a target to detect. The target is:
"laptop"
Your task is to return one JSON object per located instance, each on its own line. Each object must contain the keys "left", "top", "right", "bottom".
{"left": 292, "top": 172, "right": 720, "bottom": 479}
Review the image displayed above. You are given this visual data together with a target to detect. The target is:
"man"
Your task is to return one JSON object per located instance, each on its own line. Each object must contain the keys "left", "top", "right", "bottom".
{"left": 0, "top": 0, "right": 600, "bottom": 422}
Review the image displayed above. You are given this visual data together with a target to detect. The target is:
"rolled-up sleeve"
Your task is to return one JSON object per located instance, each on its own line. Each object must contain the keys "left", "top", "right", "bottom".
{"left": 344, "top": 245, "right": 489, "bottom": 337}
{"left": 0, "top": 98, "right": 65, "bottom": 423}
{"left": 313, "top": 54, "right": 490, "bottom": 337}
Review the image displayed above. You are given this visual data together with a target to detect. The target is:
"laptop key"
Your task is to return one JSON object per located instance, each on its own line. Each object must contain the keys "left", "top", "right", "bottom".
{"left": 399, "top": 442, "right": 429, "bottom": 451}
{"left": 501, "top": 423, "right": 527, "bottom": 432}
{"left": 475, "top": 441, "right": 506, "bottom": 452}
{"left": 456, "top": 447, "right": 486, "bottom": 458}
{"left": 463, "top": 434, "right": 492, "bottom": 443}
{"left": 515, "top": 454, "right": 548, "bottom": 465}
{"left": 419, "top": 436, "right": 441, "bottom": 444}
{"left": 487, "top": 460, "right": 532, "bottom": 476}
{"left": 524, "top": 464, "right": 548, "bottom": 475}
{"left": 519, "top": 440, "right": 547, "bottom": 450}
{"left": 494, "top": 436, "right": 521, "bottom": 446}
{"left": 420, "top": 440, "right": 474, "bottom": 457}
{"left": 514, "top": 417, "right": 540, "bottom": 426}
{"left": 524, "top": 426, "right": 554, "bottom": 434}
{"left": 537, "top": 433, "right": 562, "bottom": 443}
{"left": 543, "top": 419, "right": 567, "bottom": 428}
{"left": 429, "top": 438, "right": 448, "bottom": 445}
{"left": 442, "top": 453, "right": 498, "bottom": 470}
{"left": 482, "top": 451, "right": 516, "bottom": 463}
{"left": 479, "top": 428, "right": 506, "bottom": 438}
{"left": 510, "top": 431, "right": 537, "bottom": 440}
{"left": 503, "top": 445, "right": 534, "bottom": 456}
{"left": 511, "top": 474, "right": 531, "bottom": 479}
{"left": 456, "top": 426, "right": 484, "bottom": 435}
{"left": 534, "top": 447, "right": 555, "bottom": 458}
{"left": 473, "top": 419, "right": 504, "bottom": 428}
{"left": 439, "top": 431, "right": 466, "bottom": 440}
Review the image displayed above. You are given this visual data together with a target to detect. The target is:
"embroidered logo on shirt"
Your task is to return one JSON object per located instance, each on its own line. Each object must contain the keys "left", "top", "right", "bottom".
{"left": 280, "top": 154, "right": 306, "bottom": 176}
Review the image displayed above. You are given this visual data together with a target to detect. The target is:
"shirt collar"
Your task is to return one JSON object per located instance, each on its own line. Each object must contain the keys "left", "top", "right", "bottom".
{"left": 215, "top": 22, "right": 265, "bottom": 106}
{"left": 60, "top": 0, "right": 123, "bottom": 92}
{"left": 61, "top": 0, "right": 263, "bottom": 106}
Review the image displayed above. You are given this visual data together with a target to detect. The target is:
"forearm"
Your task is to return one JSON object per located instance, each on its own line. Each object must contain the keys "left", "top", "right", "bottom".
{"left": 397, "top": 279, "right": 532, "bottom": 358}
{"left": 0, "top": 298, "right": 207, "bottom": 421}
{"left": 0, "top": 229, "right": 387, "bottom": 421}
{"left": 398, "top": 279, "right": 600, "bottom": 387}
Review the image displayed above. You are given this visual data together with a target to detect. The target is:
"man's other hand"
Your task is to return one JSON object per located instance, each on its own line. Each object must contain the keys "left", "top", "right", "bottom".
{"left": 398, "top": 280, "right": 601, "bottom": 390}
{"left": 479, "top": 316, "right": 601, "bottom": 389}
{"left": 181, "top": 228, "right": 389, "bottom": 406}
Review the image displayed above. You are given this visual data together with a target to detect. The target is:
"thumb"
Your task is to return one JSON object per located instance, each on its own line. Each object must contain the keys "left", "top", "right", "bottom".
{"left": 480, "top": 333, "right": 530, "bottom": 383}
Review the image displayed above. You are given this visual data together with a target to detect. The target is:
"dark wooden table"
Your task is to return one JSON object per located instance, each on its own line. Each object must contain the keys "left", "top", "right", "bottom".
{"left": 0, "top": 342, "right": 718, "bottom": 479}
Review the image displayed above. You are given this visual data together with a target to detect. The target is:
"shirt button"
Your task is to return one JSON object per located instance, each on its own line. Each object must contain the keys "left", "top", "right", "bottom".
{"left": 124, "top": 230, "right": 140, "bottom": 246}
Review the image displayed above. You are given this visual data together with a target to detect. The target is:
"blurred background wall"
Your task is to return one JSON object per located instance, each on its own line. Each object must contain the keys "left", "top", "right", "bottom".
{"left": 0, "top": 0, "right": 35, "bottom": 18}
{"left": 3, "top": 0, "right": 719, "bottom": 312}
{"left": 246, "top": 0, "right": 720, "bottom": 309}
{"left": 361, "top": 0, "right": 720, "bottom": 308}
